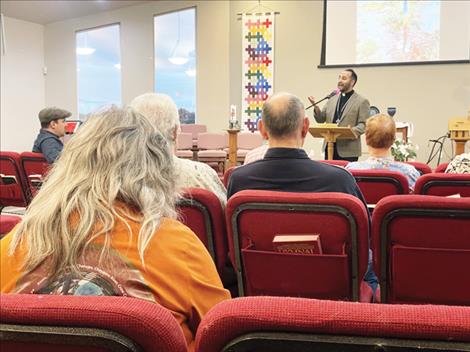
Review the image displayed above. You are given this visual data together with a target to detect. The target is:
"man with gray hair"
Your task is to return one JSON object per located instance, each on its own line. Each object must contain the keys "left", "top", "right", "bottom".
{"left": 129, "top": 93, "right": 227, "bottom": 206}
{"left": 227, "top": 92, "right": 365, "bottom": 202}
{"left": 32, "top": 107, "right": 71, "bottom": 164}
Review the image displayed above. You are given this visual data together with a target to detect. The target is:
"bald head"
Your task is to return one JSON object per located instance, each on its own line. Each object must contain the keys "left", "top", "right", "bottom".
{"left": 262, "top": 93, "right": 305, "bottom": 139}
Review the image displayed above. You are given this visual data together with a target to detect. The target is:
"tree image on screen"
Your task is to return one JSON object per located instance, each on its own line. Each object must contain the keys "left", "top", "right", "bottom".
{"left": 357, "top": 1, "right": 439, "bottom": 64}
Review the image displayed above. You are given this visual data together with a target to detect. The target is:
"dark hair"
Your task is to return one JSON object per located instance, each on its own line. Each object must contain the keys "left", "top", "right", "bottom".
{"left": 41, "top": 121, "right": 52, "bottom": 129}
{"left": 345, "top": 69, "right": 358, "bottom": 86}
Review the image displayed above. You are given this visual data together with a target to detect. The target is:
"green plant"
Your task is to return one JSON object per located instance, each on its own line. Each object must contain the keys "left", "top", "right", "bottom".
{"left": 391, "top": 139, "right": 417, "bottom": 162}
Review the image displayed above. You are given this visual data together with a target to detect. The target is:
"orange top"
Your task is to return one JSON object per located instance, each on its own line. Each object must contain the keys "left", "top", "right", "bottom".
{"left": 1, "top": 216, "right": 230, "bottom": 351}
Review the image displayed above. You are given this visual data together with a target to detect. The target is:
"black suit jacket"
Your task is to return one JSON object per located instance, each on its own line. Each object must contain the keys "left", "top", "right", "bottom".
{"left": 227, "top": 148, "right": 366, "bottom": 206}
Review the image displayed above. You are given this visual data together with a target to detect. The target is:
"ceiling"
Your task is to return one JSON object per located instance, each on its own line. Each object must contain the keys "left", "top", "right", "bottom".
{"left": 0, "top": 0, "right": 151, "bottom": 25}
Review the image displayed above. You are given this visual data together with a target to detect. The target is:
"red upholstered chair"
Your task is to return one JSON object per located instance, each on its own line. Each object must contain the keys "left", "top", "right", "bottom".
{"left": 223, "top": 166, "right": 237, "bottom": 189}
{"left": 64, "top": 120, "right": 82, "bottom": 135}
{"left": 372, "top": 195, "right": 470, "bottom": 305}
{"left": 177, "top": 188, "right": 228, "bottom": 279}
{"left": 226, "top": 190, "right": 370, "bottom": 301}
{"left": 414, "top": 173, "right": 470, "bottom": 197}
{"left": 19, "top": 152, "right": 49, "bottom": 198}
{"left": 195, "top": 297, "right": 470, "bottom": 352}
{"left": 435, "top": 162, "right": 449, "bottom": 173}
{"left": 404, "top": 161, "right": 432, "bottom": 175}
{"left": 175, "top": 132, "right": 194, "bottom": 159}
{"left": 349, "top": 169, "right": 409, "bottom": 207}
{"left": 0, "top": 214, "right": 21, "bottom": 238}
{"left": 318, "top": 159, "right": 349, "bottom": 167}
{"left": 0, "top": 151, "right": 30, "bottom": 208}
{"left": 0, "top": 294, "right": 187, "bottom": 352}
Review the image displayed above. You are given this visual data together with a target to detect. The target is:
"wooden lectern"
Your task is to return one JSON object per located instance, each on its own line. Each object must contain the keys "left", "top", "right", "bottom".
{"left": 448, "top": 109, "right": 470, "bottom": 156}
{"left": 309, "top": 124, "right": 357, "bottom": 160}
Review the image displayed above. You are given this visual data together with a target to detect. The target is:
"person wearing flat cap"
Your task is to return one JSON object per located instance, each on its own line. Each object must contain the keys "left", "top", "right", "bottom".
{"left": 32, "top": 107, "right": 71, "bottom": 164}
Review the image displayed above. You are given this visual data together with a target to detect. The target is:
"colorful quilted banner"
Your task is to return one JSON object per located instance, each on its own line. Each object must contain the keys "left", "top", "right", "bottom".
{"left": 242, "top": 14, "right": 274, "bottom": 132}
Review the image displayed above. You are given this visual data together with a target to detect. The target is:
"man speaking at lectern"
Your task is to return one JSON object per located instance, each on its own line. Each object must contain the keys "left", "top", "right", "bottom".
{"left": 308, "top": 69, "right": 370, "bottom": 161}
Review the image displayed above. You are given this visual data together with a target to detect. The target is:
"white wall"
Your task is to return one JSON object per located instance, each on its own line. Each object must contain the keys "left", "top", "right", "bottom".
{"left": 43, "top": 0, "right": 230, "bottom": 132}
{"left": 4, "top": 0, "right": 469, "bottom": 164}
{"left": 0, "top": 16, "right": 45, "bottom": 152}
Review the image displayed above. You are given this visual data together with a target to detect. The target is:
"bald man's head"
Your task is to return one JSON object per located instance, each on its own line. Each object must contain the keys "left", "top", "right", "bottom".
{"left": 262, "top": 93, "right": 305, "bottom": 139}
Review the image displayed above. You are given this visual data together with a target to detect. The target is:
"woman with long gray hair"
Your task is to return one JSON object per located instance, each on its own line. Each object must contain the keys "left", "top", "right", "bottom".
{"left": 1, "top": 107, "right": 230, "bottom": 350}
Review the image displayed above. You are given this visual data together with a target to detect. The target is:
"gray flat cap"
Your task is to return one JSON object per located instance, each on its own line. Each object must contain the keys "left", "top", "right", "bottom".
{"left": 38, "top": 107, "right": 72, "bottom": 124}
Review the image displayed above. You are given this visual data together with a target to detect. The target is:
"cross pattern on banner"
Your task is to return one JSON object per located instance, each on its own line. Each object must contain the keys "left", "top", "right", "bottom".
{"left": 242, "top": 14, "right": 274, "bottom": 133}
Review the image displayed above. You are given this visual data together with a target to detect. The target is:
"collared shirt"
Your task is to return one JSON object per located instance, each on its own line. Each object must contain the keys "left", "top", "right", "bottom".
{"left": 227, "top": 147, "right": 366, "bottom": 206}
{"left": 333, "top": 90, "right": 354, "bottom": 123}
{"left": 244, "top": 144, "right": 269, "bottom": 165}
{"left": 245, "top": 145, "right": 316, "bottom": 165}
{"left": 174, "top": 156, "right": 227, "bottom": 207}
{"left": 346, "top": 156, "right": 420, "bottom": 191}
{"left": 32, "top": 129, "right": 63, "bottom": 164}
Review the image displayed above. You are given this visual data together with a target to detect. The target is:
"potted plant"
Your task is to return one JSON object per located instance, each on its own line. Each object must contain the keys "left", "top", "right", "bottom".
{"left": 391, "top": 139, "right": 417, "bottom": 162}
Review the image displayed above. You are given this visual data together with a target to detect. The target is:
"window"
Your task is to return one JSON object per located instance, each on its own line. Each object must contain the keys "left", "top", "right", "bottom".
{"left": 154, "top": 8, "right": 196, "bottom": 123}
{"left": 76, "top": 24, "right": 121, "bottom": 119}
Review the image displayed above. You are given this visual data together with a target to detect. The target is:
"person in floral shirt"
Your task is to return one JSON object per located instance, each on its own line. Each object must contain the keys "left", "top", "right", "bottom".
{"left": 445, "top": 152, "right": 470, "bottom": 174}
{"left": 346, "top": 114, "right": 420, "bottom": 191}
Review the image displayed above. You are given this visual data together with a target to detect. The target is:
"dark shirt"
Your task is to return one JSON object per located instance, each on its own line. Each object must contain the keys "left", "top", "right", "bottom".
{"left": 333, "top": 90, "right": 354, "bottom": 123}
{"left": 227, "top": 147, "right": 366, "bottom": 206}
{"left": 32, "top": 129, "right": 63, "bottom": 164}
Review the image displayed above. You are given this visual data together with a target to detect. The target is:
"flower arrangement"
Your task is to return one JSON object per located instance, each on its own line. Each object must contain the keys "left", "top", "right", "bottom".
{"left": 391, "top": 139, "right": 417, "bottom": 162}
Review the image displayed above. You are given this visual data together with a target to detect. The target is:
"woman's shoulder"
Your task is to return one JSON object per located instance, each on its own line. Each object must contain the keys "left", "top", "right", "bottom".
{"left": 153, "top": 218, "right": 203, "bottom": 250}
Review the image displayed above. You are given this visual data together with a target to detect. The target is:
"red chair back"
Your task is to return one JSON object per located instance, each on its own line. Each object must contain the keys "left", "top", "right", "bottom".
{"left": 404, "top": 161, "right": 432, "bottom": 175}
{"left": 372, "top": 195, "right": 470, "bottom": 305}
{"left": 0, "top": 214, "right": 21, "bottom": 238}
{"left": 65, "top": 120, "right": 82, "bottom": 134}
{"left": 434, "top": 162, "right": 449, "bottom": 173}
{"left": 318, "top": 159, "right": 349, "bottom": 167}
{"left": 226, "top": 190, "right": 369, "bottom": 301}
{"left": 0, "top": 294, "right": 187, "bottom": 352}
{"left": 177, "top": 188, "right": 228, "bottom": 277}
{"left": 223, "top": 166, "right": 237, "bottom": 189}
{"left": 195, "top": 296, "right": 470, "bottom": 352}
{"left": 349, "top": 169, "right": 409, "bottom": 205}
{"left": 19, "top": 152, "right": 49, "bottom": 198}
{"left": 0, "top": 151, "right": 29, "bottom": 207}
{"left": 414, "top": 173, "right": 470, "bottom": 197}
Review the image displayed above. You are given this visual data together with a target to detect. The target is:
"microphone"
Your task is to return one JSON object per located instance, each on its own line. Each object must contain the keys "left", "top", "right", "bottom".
{"left": 305, "top": 88, "right": 340, "bottom": 110}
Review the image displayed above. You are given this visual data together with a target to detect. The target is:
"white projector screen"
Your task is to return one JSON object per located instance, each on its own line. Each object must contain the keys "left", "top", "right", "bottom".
{"left": 322, "top": 0, "right": 470, "bottom": 66}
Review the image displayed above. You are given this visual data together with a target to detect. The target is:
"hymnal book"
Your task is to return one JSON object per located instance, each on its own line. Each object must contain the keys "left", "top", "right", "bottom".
{"left": 272, "top": 234, "right": 322, "bottom": 255}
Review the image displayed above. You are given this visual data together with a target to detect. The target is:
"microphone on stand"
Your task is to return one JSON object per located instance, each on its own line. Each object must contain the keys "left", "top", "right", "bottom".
{"left": 305, "top": 88, "right": 340, "bottom": 110}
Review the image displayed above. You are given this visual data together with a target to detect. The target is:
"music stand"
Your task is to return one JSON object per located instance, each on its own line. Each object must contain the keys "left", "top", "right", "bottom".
{"left": 309, "top": 124, "right": 357, "bottom": 160}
